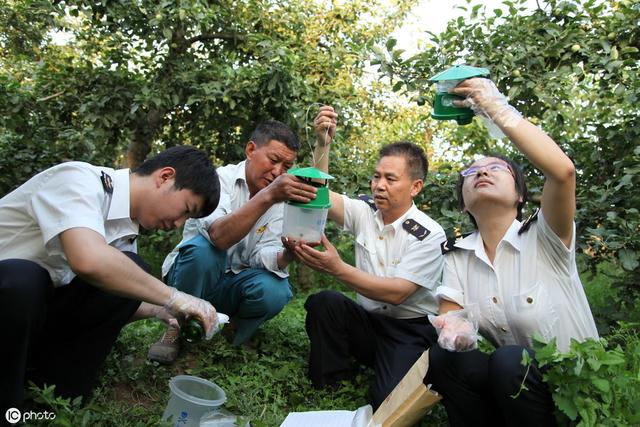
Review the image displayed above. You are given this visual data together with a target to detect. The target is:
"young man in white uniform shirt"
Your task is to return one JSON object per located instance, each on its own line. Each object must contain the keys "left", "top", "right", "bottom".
{"left": 149, "top": 121, "right": 317, "bottom": 362}
{"left": 289, "top": 107, "right": 446, "bottom": 409}
{"left": 0, "top": 146, "right": 220, "bottom": 412}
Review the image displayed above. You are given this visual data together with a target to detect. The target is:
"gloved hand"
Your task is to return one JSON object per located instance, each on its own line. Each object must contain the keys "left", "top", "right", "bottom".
{"left": 163, "top": 287, "right": 218, "bottom": 340}
{"left": 451, "top": 78, "right": 523, "bottom": 131}
{"left": 429, "top": 309, "right": 480, "bottom": 352}
{"left": 150, "top": 304, "right": 180, "bottom": 329}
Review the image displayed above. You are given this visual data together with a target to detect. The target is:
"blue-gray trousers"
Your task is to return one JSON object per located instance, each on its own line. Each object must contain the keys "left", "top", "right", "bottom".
{"left": 165, "top": 234, "right": 292, "bottom": 344}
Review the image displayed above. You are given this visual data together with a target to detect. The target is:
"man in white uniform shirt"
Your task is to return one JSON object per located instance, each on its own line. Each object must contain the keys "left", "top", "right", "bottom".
{"left": 0, "top": 146, "right": 220, "bottom": 412}
{"left": 289, "top": 107, "right": 446, "bottom": 409}
{"left": 148, "top": 120, "right": 317, "bottom": 363}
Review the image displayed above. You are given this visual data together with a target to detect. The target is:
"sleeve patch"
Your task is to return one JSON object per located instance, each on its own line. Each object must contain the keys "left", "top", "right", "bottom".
{"left": 358, "top": 194, "right": 377, "bottom": 211}
{"left": 100, "top": 171, "right": 114, "bottom": 194}
{"left": 402, "top": 218, "right": 431, "bottom": 241}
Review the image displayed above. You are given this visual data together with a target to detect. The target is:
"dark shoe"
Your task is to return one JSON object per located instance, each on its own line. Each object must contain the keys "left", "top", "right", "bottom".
{"left": 221, "top": 321, "right": 236, "bottom": 344}
{"left": 147, "top": 325, "right": 180, "bottom": 364}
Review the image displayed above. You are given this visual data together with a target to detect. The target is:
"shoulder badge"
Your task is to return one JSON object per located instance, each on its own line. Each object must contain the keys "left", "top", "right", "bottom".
{"left": 358, "top": 194, "right": 377, "bottom": 211}
{"left": 518, "top": 208, "right": 540, "bottom": 235}
{"left": 402, "top": 218, "right": 431, "bottom": 241}
{"left": 100, "top": 171, "right": 113, "bottom": 194}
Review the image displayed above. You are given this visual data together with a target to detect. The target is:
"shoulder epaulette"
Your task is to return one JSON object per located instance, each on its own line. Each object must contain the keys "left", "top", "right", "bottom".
{"left": 440, "top": 232, "right": 472, "bottom": 254}
{"left": 518, "top": 208, "right": 540, "bottom": 235}
{"left": 358, "top": 194, "right": 377, "bottom": 211}
{"left": 402, "top": 218, "right": 431, "bottom": 241}
{"left": 100, "top": 171, "right": 113, "bottom": 194}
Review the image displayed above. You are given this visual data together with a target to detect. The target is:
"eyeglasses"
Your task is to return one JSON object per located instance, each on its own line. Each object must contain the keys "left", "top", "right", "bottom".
{"left": 460, "top": 162, "right": 513, "bottom": 178}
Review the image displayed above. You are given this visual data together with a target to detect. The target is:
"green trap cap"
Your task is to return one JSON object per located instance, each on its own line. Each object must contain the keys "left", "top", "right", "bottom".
{"left": 428, "top": 65, "right": 490, "bottom": 82}
{"left": 287, "top": 167, "right": 333, "bottom": 209}
{"left": 287, "top": 167, "right": 334, "bottom": 180}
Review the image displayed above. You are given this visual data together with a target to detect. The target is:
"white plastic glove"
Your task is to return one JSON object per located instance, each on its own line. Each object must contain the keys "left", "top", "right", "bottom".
{"left": 163, "top": 287, "right": 218, "bottom": 340}
{"left": 451, "top": 78, "right": 523, "bottom": 137}
{"left": 150, "top": 304, "right": 180, "bottom": 329}
{"left": 429, "top": 309, "right": 480, "bottom": 352}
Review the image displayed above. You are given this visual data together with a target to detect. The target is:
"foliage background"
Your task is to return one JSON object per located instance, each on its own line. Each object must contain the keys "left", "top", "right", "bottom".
{"left": 2, "top": 0, "right": 639, "bottom": 425}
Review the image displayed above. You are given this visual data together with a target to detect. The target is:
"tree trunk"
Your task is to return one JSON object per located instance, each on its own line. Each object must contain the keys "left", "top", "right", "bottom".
{"left": 126, "top": 109, "right": 164, "bottom": 169}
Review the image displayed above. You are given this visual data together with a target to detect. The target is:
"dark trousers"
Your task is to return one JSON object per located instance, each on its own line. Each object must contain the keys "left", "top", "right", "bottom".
{"left": 305, "top": 290, "right": 438, "bottom": 410}
{"left": 0, "top": 254, "right": 143, "bottom": 413}
{"left": 426, "top": 344, "right": 557, "bottom": 427}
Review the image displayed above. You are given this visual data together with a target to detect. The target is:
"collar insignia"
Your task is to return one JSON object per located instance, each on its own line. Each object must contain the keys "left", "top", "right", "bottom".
{"left": 518, "top": 208, "right": 540, "bottom": 235}
{"left": 100, "top": 171, "right": 113, "bottom": 194}
{"left": 440, "top": 232, "right": 472, "bottom": 254}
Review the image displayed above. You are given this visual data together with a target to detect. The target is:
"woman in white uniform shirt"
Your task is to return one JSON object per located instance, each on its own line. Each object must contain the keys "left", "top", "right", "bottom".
{"left": 425, "top": 78, "right": 598, "bottom": 427}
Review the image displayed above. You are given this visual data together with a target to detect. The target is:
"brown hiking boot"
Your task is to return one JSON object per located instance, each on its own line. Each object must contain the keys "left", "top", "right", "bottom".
{"left": 220, "top": 320, "right": 237, "bottom": 344}
{"left": 147, "top": 325, "right": 180, "bottom": 364}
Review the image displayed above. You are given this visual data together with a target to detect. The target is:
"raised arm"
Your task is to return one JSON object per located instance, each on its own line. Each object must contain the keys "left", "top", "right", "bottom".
{"left": 312, "top": 105, "right": 345, "bottom": 226}
{"left": 452, "top": 78, "right": 576, "bottom": 247}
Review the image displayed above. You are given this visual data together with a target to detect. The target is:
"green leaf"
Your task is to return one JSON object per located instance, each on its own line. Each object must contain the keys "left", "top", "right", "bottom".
{"left": 618, "top": 249, "right": 639, "bottom": 271}
{"left": 592, "top": 378, "right": 610, "bottom": 393}
{"left": 385, "top": 38, "right": 397, "bottom": 51}
{"left": 586, "top": 356, "right": 602, "bottom": 371}
{"left": 573, "top": 356, "right": 584, "bottom": 375}
{"left": 620, "top": 46, "right": 639, "bottom": 55}
{"left": 554, "top": 394, "right": 578, "bottom": 420}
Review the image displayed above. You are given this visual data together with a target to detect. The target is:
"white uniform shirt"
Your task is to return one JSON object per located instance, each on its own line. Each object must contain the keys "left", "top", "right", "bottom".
{"left": 162, "top": 160, "right": 287, "bottom": 278}
{"left": 436, "top": 211, "right": 598, "bottom": 352}
{"left": 0, "top": 162, "right": 138, "bottom": 287}
{"left": 342, "top": 196, "right": 446, "bottom": 319}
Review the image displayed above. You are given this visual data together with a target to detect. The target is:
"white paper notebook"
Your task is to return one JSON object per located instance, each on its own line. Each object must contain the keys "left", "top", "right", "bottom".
{"left": 280, "top": 405, "right": 373, "bottom": 427}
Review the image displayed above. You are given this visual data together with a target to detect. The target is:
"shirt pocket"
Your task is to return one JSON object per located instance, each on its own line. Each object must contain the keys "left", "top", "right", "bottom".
{"left": 355, "top": 234, "right": 376, "bottom": 273}
{"left": 510, "top": 283, "right": 559, "bottom": 344}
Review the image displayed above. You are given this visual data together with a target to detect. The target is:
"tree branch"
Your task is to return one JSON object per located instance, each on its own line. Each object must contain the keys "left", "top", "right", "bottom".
{"left": 186, "top": 32, "right": 247, "bottom": 45}
{"left": 37, "top": 91, "right": 65, "bottom": 102}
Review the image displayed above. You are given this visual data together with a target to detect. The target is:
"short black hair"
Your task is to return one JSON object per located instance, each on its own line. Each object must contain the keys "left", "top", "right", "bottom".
{"left": 456, "top": 153, "right": 528, "bottom": 228}
{"left": 379, "top": 142, "right": 428, "bottom": 181}
{"left": 250, "top": 120, "right": 300, "bottom": 151}
{"left": 133, "top": 146, "right": 220, "bottom": 217}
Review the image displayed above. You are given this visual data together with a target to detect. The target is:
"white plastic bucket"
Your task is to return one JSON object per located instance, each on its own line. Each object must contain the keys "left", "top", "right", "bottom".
{"left": 282, "top": 203, "right": 328, "bottom": 244}
{"left": 162, "top": 375, "right": 226, "bottom": 427}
